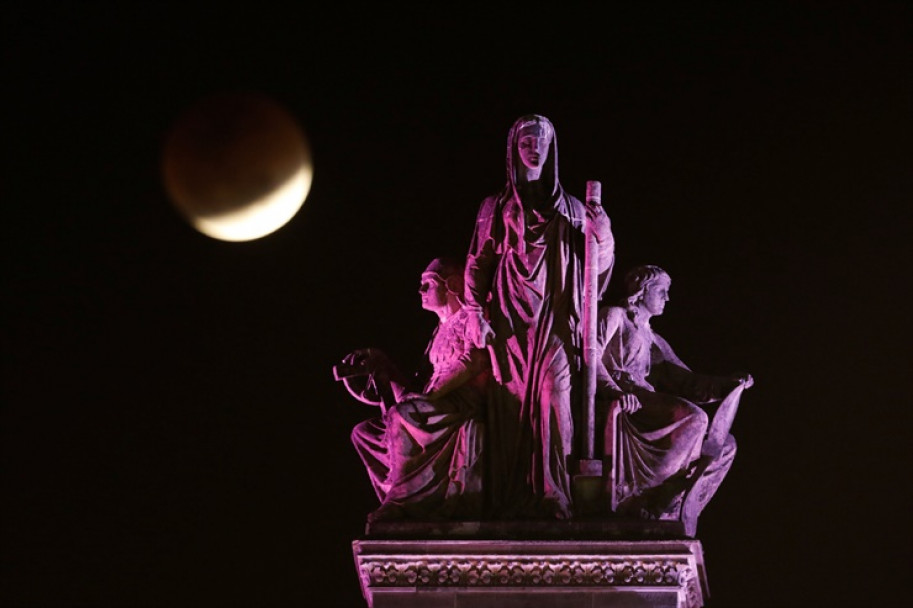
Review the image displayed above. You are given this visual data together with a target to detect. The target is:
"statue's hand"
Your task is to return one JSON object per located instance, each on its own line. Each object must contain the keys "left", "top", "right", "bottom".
{"left": 618, "top": 392, "right": 642, "bottom": 414}
{"left": 732, "top": 372, "right": 754, "bottom": 390}
{"left": 465, "top": 305, "right": 495, "bottom": 349}
{"left": 340, "top": 349, "right": 369, "bottom": 373}
{"left": 341, "top": 348, "right": 394, "bottom": 377}
{"left": 584, "top": 200, "right": 612, "bottom": 241}
{"left": 338, "top": 348, "right": 397, "bottom": 407}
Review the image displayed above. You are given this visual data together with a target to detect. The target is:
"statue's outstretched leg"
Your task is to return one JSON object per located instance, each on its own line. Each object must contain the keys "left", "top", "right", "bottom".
{"left": 679, "top": 435, "right": 737, "bottom": 536}
{"left": 675, "top": 384, "right": 745, "bottom": 535}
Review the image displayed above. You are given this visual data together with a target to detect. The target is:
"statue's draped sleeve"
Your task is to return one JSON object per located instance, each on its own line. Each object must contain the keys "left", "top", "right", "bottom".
{"left": 465, "top": 195, "right": 500, "bottom": 309}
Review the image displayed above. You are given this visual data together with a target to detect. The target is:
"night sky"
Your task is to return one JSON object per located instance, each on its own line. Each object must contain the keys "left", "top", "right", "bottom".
{"left": 3, "top": 4, "right": 910, "bottom": 607}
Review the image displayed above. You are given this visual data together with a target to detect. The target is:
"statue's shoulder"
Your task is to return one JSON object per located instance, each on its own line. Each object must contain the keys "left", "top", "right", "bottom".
{"left": 566, "top": 191, "right": 584, "bottom": 207}
{"left": 596, "top": 306, "right": 626, "bottom": 341}
{"left": 598, "top": 305, "right": 626, "bottom": 323}
{"left": 451, "top": 306, "right": 478, "bottom": 338}
{"left": 428, "top": 307, "right": 480, "bottom": 361}
{"left": 565, "top": 189, "right": 586, "bottom": 210}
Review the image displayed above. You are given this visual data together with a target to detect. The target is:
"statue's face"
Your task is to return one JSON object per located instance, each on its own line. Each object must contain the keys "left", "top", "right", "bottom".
{"left": 642, "top": 278, "right": 671, "bottom": 316}
{"left": 517, "top": 133, "right": 551, "bottom": 171}
{"left": 419, "top": 272, "right": 449, "bottom": 312}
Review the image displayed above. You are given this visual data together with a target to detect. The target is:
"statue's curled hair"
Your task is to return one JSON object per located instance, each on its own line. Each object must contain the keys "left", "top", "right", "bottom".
{"left": 623, "top": 264, "right": 670, "bottom": 307}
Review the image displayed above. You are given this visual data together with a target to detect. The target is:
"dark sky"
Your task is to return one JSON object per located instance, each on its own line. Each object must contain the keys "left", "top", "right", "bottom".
{"left": 3, "top": 4, "right": 911, "bottom": 607}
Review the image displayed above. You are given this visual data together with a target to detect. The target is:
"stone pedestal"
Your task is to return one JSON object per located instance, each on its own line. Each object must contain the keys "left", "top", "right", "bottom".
{"left": 352, "top": 521, "right": 709, "bottom": 608}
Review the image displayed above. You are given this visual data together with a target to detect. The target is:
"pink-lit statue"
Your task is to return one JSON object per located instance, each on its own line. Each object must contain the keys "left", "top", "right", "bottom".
{"left": 463, "top": 114, "right": 616, "bottom": 519}
{"left": 337, "top": 258, "right": 490, "bottom": 522}
{"left": 596, "top": 265, "right": 754, "bottom": 536}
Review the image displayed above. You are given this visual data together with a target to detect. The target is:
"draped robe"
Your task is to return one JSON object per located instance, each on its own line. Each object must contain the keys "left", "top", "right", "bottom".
{"left": 464, "top": 115, "right": 614, "bottom": 518}
{"left": 596, "top": 305, "right": 742, "bottom": 535}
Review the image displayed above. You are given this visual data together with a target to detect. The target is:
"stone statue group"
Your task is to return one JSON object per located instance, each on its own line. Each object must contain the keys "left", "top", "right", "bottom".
{"left": 335, "top": 115, "right": 753, "bottom": 537}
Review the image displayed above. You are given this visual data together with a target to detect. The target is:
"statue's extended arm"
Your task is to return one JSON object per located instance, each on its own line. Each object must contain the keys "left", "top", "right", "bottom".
{"left": 464, "top": 197, "right": 499, "bottom": 348}
{"left": 650, "top": 334, "right": 754, "bottom": 402}
{"left": 465, "top": 198, "right": 497, "bottom": 307}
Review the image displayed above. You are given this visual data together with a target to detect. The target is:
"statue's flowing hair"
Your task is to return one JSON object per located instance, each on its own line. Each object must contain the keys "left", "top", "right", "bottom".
{"left": 622, "top": 264, "right": 670, "bottom": 307}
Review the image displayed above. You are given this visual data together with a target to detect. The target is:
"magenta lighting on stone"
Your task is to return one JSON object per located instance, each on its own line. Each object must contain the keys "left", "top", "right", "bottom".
{"left": 335, "top": 115, "right": 754, "bottom": 608}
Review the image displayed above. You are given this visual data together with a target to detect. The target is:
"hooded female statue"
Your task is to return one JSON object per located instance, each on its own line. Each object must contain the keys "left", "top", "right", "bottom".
{"left": 463, "top": 114, "right": 615, "bottom": 518}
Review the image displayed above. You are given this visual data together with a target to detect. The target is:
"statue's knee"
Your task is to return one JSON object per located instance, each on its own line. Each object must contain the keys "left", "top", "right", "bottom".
{"left": 690, "top": 405, "right": 709, "bottom": 433}
{"left": 723, "top": 434, "right": 737, "bottom": 458}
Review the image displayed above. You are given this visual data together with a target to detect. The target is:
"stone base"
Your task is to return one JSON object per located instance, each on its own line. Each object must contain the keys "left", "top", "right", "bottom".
{"left": 352, "top": 521, "right": 709, "bottom": 608}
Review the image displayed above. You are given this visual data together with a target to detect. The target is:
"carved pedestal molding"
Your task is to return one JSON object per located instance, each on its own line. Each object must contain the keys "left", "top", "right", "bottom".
{"left": 353, "top": 538, "right": 708, "bottom": 608}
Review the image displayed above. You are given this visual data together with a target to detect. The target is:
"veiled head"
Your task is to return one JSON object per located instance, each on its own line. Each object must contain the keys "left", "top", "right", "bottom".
{"left": 516, "top": 116, "right": 554, "bottom": 142}
{"left": 506, "top": 114, "right": 560, "bottom": 197}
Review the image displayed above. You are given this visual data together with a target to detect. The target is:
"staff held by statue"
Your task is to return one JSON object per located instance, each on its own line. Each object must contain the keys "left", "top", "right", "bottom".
{"left": 582, "top": 180, "right": 602, "bottom": 462}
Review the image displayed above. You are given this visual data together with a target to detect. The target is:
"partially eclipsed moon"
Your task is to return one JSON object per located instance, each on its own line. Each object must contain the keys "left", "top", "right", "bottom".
{"left": 162, "top": 92, "right": 313, "bottom": 242}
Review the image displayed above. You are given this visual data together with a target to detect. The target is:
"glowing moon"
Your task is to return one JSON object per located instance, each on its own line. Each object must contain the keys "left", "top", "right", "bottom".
{"left": 162, "top": 92, "right": 313, "bottom": 242}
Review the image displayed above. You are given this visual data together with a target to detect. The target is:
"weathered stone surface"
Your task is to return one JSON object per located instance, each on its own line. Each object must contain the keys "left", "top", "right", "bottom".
{"left": 339, "top": 116, "right": 755, "bottom": 608}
